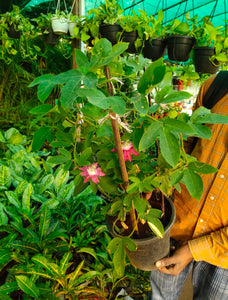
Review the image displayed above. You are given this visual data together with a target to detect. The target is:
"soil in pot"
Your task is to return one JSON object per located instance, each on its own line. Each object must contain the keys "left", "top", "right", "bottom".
{"left": 107, "top": 191, "right": 176, "bottom": 271}
{"left": 99, "top": 24, "right": 122, "bottom": 45}
{"left": 194, "top": 47, "right": 220, "bottom": 74}
{"left": 143, "top": 38, "right": 167, "bottom": 61}
{"left": 167, "top": 35, "right": 195, "bottom": 62}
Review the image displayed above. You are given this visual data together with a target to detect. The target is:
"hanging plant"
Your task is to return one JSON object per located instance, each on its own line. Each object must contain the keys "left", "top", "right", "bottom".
{"left": 51, "top": 0, "right": 69, "bottom": 35}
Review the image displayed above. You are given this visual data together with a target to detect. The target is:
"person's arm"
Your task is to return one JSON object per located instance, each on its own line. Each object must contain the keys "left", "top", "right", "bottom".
{"left": 188, "top": 227, "right": 228, "bottom": 268}
{"left": 155, "top": 227, "right": 228, "bottom": 276}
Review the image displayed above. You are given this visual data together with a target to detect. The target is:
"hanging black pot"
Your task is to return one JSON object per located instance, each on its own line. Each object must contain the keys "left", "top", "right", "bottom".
{"left": 143, "top": 38, "right": 167, "bottom": 60}
{"left": 8, "top": 24, "right": 21, "bottom": 39}
{"left": 107, "top": 193, "right": 176, "bottom": 271}
{"left": 122, "top": 30, "right": 138, "bottom": 54}
{"left": 44, "top": 28, "right": 59, "bottom": 45}
{"left": 167, "top": 35, "right": 195, "bottom": 62}
{"left": 99, "top": 24, "right": 122, "bottom": 45}
{"left": 194, "top": 47, "right": 220, "bottom": 74}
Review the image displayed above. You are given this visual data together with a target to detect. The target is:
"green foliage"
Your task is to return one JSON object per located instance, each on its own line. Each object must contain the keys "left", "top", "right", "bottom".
{"left": 27, "top": 37, "right": 228, "bottom": 278}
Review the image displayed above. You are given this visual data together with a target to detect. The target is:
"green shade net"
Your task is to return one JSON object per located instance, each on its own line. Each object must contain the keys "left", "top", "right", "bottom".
{"left": 1, "top": 0, "right": 227, "bottom": 28}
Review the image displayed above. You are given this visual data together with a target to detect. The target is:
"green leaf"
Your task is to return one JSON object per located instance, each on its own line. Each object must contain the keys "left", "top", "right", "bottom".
{"left": 148, "top": 218, "right": 164, "bottom": 238}
{"left": 32, "top": 255, "right": 55, "bottom": 275}
{"left": 59, "top": 252, "right": 72, "bottom": 274}
{"left": 58, "top": 148, "right": 72, "bottom": 160}
{"left": 194, "top": 113, "right": 228, "bottom": 124}
{"left": 164, "top": 119, "right": 196, "bottom": 135}
{"left": 10, "top": 241, "right": 40, "bottom": 253}
{"left": 190, "top": 106, "right": 210, "bottom": 122}
{"left": 60, "top": 76, "right": 82, "bottom": 108}
{"left": 74, "top": 49, "right": 90, "bottom": 69}
{"left": 32, "top": 127, "right": 54, "bottom": 151}
{"left": 160, "top": 90, "right": 192, "bottom": 104}
{"left": 159, "top": 127, "right": 180, "bottom": 167}
{"left": 77, "top": 88, "right": 109, "bottom": 109}
{"left": 182, "top": 169, "right": 203, "bottom": 200}
{"left": 22, "top": 183, "right": 33, "bottom": 212}
{"left": 0, "top": 203, "right": 9, "bottom": 225}
{"left": 0, "top": 165, "right": 11, "bottom": 187}
{"left": 83, "top": 72, "right": 98, "bottom": 89}
{"left": 133, "top": 195, "right": 148, "bottom": 214}
{"left": 107, "top": 237, "right": 127, "bottom": 277}
{"left": 138, "top": 59, "right": 166, "bottom": 94}
{"left": 5, "top": 191, "right": 20, "bottom": 208}
{"left": 191, "top": 123, "right": 212, "bottom": 140}
{"left": 139, "top": 121, "right": 161, "bottom": 151}
{"left": 39, "top": 206, "right": 51, "bottom": 240}
{"left": 29, "top": 74, "right": 56, "bottom": 103}
{"left": 0, "top": 282, "right": 18, "bottom": 295}
{"left": 7, "top": 131, "right": 24, "bottom": 145}
{"left": 15, "top": 275, "right": 40, "bottom": 299}
{"left": 0, "top": 293, "right": 12, "bottom": 300}
{"left": 77, "top": 247, "right": 98, "bottom": 259}
{"left": 38, "top": 174, "right": 54, "bottom": 194}
{"left": 78, "top": 147, "right": 92, "bottom": 165}
{"left": 155, "top": 86, "right": 173, "bottom": 103}
{"left": 188, "top": 161, "right": 218, "bottom": 174}
{"left": 101, "top": 42, "right": 129, "bottom": 65}
{"left": 133, "top": 94, "right": 149, "bottom": 115}
{"left": 92, "top": 38, "right": 112, "bottom": 59}
{"left": 107, "top": 96, "right": 126, "bottom": 115}
{"left": 54, "top": 169, "right": 69, "bottom": 193}
{"left": 68, "top": 260, "right": 84, "bottom": 287}
{"left": 48, "top": 155, "right": 70, "bottom": 165}
{"left": 29, "top": 104, "right": 53, "bottom": 115}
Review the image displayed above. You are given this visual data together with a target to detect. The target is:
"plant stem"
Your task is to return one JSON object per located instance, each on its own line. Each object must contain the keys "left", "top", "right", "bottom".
{"left": 104, "top": 66, "right": 139, "bottom": 236}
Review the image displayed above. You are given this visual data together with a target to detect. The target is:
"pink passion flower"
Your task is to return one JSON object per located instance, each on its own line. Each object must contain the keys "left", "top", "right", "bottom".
{"left": 111, "top": 141, "right": 139, "bottom": 162}
{"left": 79, "top": 163, "right": 105, "bottom": 184}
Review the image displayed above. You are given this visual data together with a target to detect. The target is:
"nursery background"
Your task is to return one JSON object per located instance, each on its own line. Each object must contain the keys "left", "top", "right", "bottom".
{"left": 0, "top": 0, "right": 228, "bottom": 299}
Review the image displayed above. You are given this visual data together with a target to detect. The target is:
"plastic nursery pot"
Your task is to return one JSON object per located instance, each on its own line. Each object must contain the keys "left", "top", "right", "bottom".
{"left": 44, "top": 28, "right": 59, "bottom": 45}
{"left": 8, "top": 24, "right": 21, "bottom": 39}
{"left": 194, "top": 47, "right": 220, "bottom": 74}
{"left": 122, "top": 30, "right": 138, "bottom": 54}
{"left": 68, "top": 21, "right": 76, "bottom": 36}
{"left": 167, "top": 35, "right": 195, "bottom": 62}
{"left": 107, "top": 194, "right": 176, "bottom": 271}
{"left": 51, "top": 17, "right": 69, "bottom": 35}
{"left": 143, "top": 38, "right": 167, "bottom": 61}
{"left": 99, "top": 23, "right": 122, "bottom": 45}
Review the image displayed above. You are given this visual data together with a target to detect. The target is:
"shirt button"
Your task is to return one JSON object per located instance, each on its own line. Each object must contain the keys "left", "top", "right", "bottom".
{"left": 210, "top": 196, "right": 214, "bottom": 200}
{"left": 219, "top": 174, "right": 225, "bottom": 179}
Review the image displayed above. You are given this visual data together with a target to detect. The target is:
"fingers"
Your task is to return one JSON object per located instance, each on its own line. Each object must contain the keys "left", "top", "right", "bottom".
{"left": 155, "top": 257, "right": 174, "bottom": 269}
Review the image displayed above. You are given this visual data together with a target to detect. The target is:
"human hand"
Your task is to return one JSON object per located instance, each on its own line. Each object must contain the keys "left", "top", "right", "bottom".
{"left": 155, "top": 243, "right": 193, "bottom": 276}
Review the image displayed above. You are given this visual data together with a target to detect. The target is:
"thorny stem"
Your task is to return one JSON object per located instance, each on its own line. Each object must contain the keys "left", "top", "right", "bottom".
{"left": 104, "top": 66, "right": 139, "bottom": 236}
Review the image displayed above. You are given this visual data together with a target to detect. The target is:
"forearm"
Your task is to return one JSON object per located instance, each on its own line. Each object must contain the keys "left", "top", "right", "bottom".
{"left": 188, "top": 227, "right": 228, "bottom": 268}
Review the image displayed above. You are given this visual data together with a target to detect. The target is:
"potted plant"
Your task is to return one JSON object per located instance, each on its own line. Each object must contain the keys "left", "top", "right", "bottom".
{"left": 165, "top": 12, "right": 195, "bottom": 62}
{"left": 0, "top": 5, "right": 26, "bottom": 39}
{"left": 192, "top": 16, "right": 223, "bottom": 73}
{"left": 29, "top": 38, "right": 228, "bottom": 277}
{"left": 33, "top": 12, "right": 59, "bottom": 45}
{"left": 141, "top": 9, "right": 167, "bottom": 60}
{"left": 0, "top": 6, "right": 41, "bottom": 64}
{"left": 51, "top": 9, "right": 69, "bottom": 36}
{"left": 67, "top": 14, "right": 98, "bottom": 47}
{"left": 119, "top": 12, "right": 145, "bottom": 54}
{"left": 88, "top": 0, "right": 123, "bottom": 45}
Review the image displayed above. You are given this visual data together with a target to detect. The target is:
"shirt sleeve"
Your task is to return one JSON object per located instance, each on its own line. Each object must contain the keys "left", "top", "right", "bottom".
{"left": 188, "top": 227, "right": 228, "bottom": 269}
